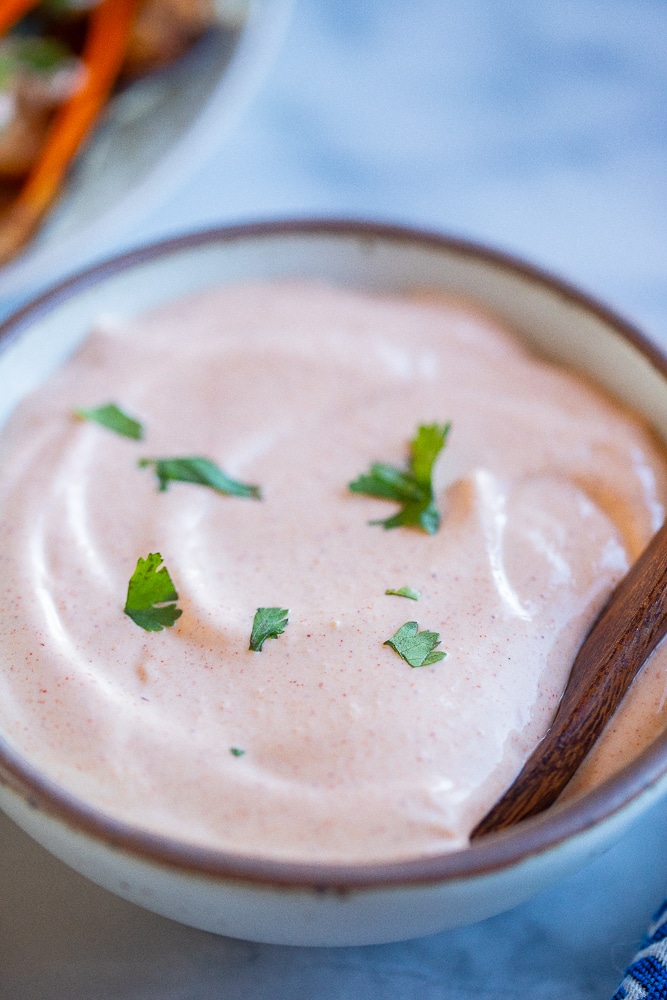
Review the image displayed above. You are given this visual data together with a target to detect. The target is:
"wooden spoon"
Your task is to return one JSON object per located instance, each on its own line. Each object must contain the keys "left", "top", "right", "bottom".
{"left": 471, "top": 519, "right": 667, "bottom": 840}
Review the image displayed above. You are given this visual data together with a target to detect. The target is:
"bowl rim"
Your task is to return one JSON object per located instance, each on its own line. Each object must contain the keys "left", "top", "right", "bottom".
{"left": 1, "top": 216, "right": 667, "bottom": 890}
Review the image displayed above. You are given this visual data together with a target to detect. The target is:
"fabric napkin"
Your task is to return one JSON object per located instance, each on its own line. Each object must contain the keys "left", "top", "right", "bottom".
{"left": 613, "top": 901, "right": 667, "bottom": 998}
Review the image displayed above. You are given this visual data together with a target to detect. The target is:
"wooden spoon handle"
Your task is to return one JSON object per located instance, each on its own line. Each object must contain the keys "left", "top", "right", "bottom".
{"left": 471, "top": 518, "right": 667, "bottom": 839}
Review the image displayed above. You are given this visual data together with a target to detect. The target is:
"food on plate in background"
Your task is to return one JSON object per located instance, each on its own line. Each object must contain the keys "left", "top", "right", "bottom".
{"left": 0, "top": 0, "right": 248, "bottom": 264}
{"left": 123, "top": 0, "right": 222, "bottom": 74}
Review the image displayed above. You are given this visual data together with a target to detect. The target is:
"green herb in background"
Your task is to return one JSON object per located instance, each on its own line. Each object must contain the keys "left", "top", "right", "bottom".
{"left": 40, "top": 0, "right": 94, "bottom": 16}
{"left": 0, "top": 36, "right": 73, "bottom": 91}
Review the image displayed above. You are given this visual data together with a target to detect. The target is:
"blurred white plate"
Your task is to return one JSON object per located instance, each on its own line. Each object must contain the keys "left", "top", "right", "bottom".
{"left": 0, "top": 0, "right": 293, "bottom": 303}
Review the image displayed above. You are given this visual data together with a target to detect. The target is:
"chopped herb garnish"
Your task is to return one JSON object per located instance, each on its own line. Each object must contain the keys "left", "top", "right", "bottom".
{"left": 230, "top": 747, "right": 246, "bottom": 757}
{"left": 74, "top": 402, "right": 143, "bottom": 440}
{"left": 249, "top": 607, "right": 289, "bottom": 652}
{"left": 349, "top": 422, "right": 450, "bottom": 534}
{"left": 385, "top": 586, "right": 421, "bottom": 601}
{"left": 124, "top": 553, "right": 182, "bottom": 632}
{"left": 139, "top": 456, "right": 261, "bottom": 498}
{"left": 384, "top": 621, "right": 446, "bottom": 668}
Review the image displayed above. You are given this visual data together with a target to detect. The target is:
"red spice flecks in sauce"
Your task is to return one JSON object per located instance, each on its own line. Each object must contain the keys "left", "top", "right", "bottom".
{"left": 0, "top": 280, "right": 665, "bottom": 862}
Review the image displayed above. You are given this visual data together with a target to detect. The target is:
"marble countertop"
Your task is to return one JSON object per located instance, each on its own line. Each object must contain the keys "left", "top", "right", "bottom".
{"left": 1, "top": 1, "right": 666, "bottom": 996}
{"left": 1, "top": 796, "right": 667, "bottom": 999}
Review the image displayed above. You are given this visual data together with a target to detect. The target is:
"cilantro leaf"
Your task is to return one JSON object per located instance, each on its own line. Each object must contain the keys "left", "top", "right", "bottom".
{"left": 385, "top": 586, "right": 421, "bottom": 601}
{"left": 249, "top": 607, "right": 289, "bottom": 652}
{"left": 124, "top": 553, "right": 182, "bottom": 632}
{"left": 384, "top": 621, "right": 446, "bottom": 668}
{"left": 74, "top": 402, "right": 143, "bottom": 440}
{"left": 230, "top": 747, "right": 246, "bottom": 757}
{"left": 139, "top": 456, "right": 261, "bottom": 499}
{"left": 349, "top": 422, "right": 450, "bottom": 534}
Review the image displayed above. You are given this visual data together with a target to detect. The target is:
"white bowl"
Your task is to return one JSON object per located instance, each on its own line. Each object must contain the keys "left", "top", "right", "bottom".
{"left": 1, "top": 220, "right": 666, "bottom": 947}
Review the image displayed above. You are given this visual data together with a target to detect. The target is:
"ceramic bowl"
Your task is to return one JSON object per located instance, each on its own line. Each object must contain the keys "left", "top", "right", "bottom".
{"left": 0, "top": 220, "right": 666, "bottom": 947}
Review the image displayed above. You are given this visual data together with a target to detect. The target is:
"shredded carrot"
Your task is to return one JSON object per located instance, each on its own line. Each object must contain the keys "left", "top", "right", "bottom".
{"left": 0, "top": 0, "right": 38, "bottom": 37}
{"left": 0, "top": 0, "right": 140, "bottom": 265}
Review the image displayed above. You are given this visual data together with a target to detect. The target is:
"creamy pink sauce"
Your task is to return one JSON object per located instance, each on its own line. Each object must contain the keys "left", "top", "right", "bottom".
{"left": 0, "top": 280, "right": 666, "bottom": 863}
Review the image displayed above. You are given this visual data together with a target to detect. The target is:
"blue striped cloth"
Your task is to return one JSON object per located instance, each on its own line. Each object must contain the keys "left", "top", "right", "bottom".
{"left": 613, "top": 901, "right": 667, "bottom": 999}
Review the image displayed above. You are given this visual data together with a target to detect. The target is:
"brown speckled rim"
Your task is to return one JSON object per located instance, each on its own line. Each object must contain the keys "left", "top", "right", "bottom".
{"left": 1, "top": 217, "right": 667, "bottom": 891}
